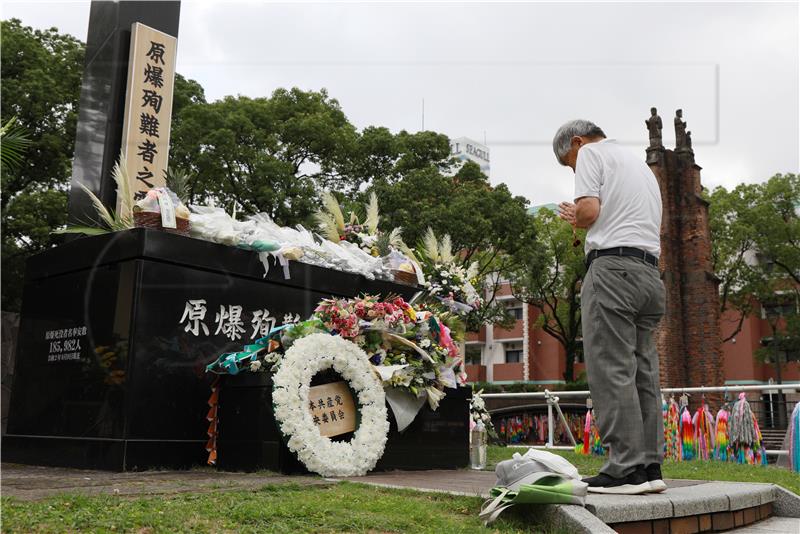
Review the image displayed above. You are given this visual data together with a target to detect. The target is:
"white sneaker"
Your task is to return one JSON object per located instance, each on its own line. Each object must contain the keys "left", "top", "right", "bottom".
{"left": 645, "top": 464, "right": 667, "bottom": 493}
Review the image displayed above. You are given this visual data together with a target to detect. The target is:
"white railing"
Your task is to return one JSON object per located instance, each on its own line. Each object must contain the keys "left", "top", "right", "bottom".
{"left": 482, "top": 383, "right": 800, "bottom": 455}
{"left": 481, "top": 383, "right": 800, "bottom": 399}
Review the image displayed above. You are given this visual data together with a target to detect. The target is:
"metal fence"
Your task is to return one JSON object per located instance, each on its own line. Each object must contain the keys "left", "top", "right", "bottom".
{"left": 482, "top": 383, "right": 800, "bottom": 455}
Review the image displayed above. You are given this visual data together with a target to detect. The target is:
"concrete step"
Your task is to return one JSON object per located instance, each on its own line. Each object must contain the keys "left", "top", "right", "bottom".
{"left": 761, "top": 429, "right": 788, "bottom": 450}
{"left": 592, "top": 479, "right": 778, "bottom": 533}
{"left": 343, "top": 470, "right": 800, "bottom": 534}
{"left": 727, "top": 516, "right": 800, "bottom": 533}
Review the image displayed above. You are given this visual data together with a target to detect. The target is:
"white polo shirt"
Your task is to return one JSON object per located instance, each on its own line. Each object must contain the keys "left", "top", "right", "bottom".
{"left": 574, "top": 139, "right": 662, "bottom": 257}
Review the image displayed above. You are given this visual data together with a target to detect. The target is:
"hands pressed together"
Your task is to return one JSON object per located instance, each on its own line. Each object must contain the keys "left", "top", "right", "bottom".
{"left": 558, "top": 201, "right": 583, "bottom": 248}
{"left": 558, "top": 202, "right": 577, "bottom": 226}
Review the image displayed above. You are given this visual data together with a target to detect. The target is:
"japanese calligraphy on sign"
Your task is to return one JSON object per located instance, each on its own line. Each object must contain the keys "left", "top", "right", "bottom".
{"left": 178, "top": 299, "right": 295, "bottom": 341}
{"left": 120, "top": 23, "right": 177, "bottom": 207}
{"left": 308, "top": 381, "right": 357, "bottom": 437}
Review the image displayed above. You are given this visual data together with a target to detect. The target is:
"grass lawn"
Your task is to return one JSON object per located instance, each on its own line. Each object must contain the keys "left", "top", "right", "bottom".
{"left": 1, "top": 481, "right": 567, "bottom": 534}
{"left": 488, "top": 446, "right": 800, "bottom": 495}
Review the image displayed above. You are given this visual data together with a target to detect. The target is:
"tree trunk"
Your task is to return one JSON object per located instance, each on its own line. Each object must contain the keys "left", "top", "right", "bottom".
{"left": 768, "top": 318, "right": 788, "bottom": 428}
{"left": 563, "top": 343, "right": 575, "bottom": 383}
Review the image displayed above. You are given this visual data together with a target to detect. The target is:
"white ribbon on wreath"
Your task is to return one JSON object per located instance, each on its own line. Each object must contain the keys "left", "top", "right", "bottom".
{"left": 272, "top": 333, "right": 389, "bottom": 477}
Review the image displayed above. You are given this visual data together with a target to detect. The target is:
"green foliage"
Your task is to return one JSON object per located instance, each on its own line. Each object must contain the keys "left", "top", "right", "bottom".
{"left": 169, "top": 88, "right": 359, "bottom": 225}
{"left": 510, "top": 207, "right": 586, "bottom": 382}
{"left": 172, "top": 72, "right": 207, "bottom": 117}
{"left": 373, "top": 161, "right": 534, "bottom": 330}
{"left": 1, "top": 19, "right": 85, "bottom": 311}
{"left": 343, "top": 127, "right": 452, "bottom": 186}
{"left": 1, "top": 19, "right": 84, "bottom": 199}
{"left": 708, "top": 174, "right": 799, "bottom": 375}
{"left": 708, "top": 173, "right": 799, "bottom": 396}
{"left": 756, "top": 314, "right": 800, "bottom": 365}
{"left": 0, "top": 116, "right": 32, "bottom": 170}
{"left": 164, "top": 165, "right": 192, "bottom": 203}
{"left": 374, "top": 161, "right": 530, "bottom": 261}
{"left": 563, "top": 373, "right": 589, "bottom": 391}
{"left": 745, "top": 174, "right": 800, "bottom": 286}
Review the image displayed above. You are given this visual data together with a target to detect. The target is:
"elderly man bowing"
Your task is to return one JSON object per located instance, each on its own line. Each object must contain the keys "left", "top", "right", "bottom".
{"left": 553, "top": 119, "right": 666, "bottom": 495}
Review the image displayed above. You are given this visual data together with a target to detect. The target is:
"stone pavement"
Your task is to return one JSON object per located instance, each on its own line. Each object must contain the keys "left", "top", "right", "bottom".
{"left": 729, "top": 516, "right": 800, "bottom": 533}
{"left": 1, "top": 463, "right": 327, "bottom": 501}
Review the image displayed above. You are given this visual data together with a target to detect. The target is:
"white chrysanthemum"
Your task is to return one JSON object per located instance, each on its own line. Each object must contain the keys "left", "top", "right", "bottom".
{"left": 271, "top": 333, "right": 389, "bottom": 477}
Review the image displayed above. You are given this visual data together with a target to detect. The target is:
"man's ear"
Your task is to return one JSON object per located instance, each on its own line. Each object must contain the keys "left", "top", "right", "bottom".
{"left": 571, "top": 136, "right": 583, "bottom": 149}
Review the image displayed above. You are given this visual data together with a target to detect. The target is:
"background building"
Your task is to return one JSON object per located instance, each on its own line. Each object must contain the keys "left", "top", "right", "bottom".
{"left": 449, "top": 137, "right": 490, "bottom": 177}
{"left": 464, "top": 277, "right": 585, "bottom": 386}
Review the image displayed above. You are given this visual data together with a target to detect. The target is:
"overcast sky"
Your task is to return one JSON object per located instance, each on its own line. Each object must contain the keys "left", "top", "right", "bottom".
{"left": 3, "top": 1, "right": 798, "bottom": 206}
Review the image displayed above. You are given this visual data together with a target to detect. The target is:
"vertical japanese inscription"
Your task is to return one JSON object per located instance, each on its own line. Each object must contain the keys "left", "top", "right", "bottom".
{"left": 120, "top": 23, "right": 177, "bottom": 207}
{"left": 307, "top": 381, "right": 357, "bottom": 437}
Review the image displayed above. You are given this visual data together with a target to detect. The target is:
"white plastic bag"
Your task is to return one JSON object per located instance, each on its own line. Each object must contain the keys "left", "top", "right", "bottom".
{"left": 514, "top": 448, "right": 581, "bottom": 480}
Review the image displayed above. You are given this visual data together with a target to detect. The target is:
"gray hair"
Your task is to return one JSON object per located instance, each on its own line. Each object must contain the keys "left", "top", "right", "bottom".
{"left": 552, "top": 120, "right": 606, "bottom": 165}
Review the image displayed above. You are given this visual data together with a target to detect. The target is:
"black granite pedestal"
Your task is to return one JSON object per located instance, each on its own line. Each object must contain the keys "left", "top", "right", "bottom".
{"left": 2, "top": 229, "right": 422, "bottom": 470}
{"left": 3, "top": 228, "right": 436, "bottom": 471}
{"left": 217, "top": 372, "right": 470, "bottom": 473}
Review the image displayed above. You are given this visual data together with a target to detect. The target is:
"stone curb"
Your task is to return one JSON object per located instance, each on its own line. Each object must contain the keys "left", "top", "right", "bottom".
{"left": 773, "top": 485, "right": 800, "bottom": 518}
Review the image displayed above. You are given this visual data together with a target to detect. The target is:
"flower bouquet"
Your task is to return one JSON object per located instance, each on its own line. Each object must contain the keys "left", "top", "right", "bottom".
{"left": 470, "top": 388, "right": 500, "bottom": 443}
{"left": 133, "top": 187, "right": 191, "bottom": 236}
{"left": 414, "top": 228, "right": 483, "bottom": 315}
{"left": 314, "top": 192, "right": 420, "bottom": 285}
{"left": 206, "top": 294, "right": 467, "bottom": 414}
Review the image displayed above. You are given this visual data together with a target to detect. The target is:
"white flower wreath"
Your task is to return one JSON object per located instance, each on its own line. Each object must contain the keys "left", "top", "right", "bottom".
{"left": 272, "top": 333, "right": 389, "bottom": 477}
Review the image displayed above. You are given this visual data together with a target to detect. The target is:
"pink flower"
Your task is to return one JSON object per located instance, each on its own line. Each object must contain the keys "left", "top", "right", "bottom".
{"left": 439, "top": 322, "right": 459, "bottom": 358}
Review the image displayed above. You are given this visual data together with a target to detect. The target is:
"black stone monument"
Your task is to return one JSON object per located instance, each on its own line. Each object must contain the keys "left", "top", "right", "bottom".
{"left": 68, "top": 1, "right": 180, "bottom": 226}
{"left": 4, "top": 229, "right": 454, "bottom": 470}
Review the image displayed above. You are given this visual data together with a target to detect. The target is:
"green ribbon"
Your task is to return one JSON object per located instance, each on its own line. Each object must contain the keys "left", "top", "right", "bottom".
{"left": 205, "top": 320, "right": 329, "bottom": 376}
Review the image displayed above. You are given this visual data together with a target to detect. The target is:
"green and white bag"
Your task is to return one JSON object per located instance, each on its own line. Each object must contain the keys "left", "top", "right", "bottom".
{"left": 480, "top": 450, "right": 588, "bottom": 525}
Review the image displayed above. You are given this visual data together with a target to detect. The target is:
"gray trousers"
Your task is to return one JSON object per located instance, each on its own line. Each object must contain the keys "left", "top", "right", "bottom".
{"left": 581, "top": 255, "right": 665, "bottom": 478}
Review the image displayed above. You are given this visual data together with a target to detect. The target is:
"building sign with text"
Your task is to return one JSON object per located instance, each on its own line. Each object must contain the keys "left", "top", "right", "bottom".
{"left": 448, "top": 136, "right": 491, "bottom": 178}
{"left": 120, "top": 22, "right": 177, "bottom": 205}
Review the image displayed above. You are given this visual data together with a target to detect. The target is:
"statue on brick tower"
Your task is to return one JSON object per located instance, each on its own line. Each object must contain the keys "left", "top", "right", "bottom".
{"left": 645, "top": 107, "right": 664, "bottom": 164}
{"left": 674, "top": 109, "right": 687, "bottom": 150}
{"left": 684, "top": 130, "right": 693, "bottom": 153}
{"left": 646, "top": 107, "right": 663, "bottom": 148}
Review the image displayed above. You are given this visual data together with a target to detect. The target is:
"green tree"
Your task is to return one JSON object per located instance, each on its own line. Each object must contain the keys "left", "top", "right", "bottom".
{"left": 342, "top": 127, "right": 452, "bottom": 187}
{"left": 1, "top": 19, "right": 84, "bottom": 201}
{"left": 510, "top": 207, "right": 586, "bottom": 383}
{"left": 708, "top": 184, "right": 760, "bottom": 341}
{"left": 709, "top": 174, "right": 799, "bottom": 342}
{"left": 169, "top": 88, "right": 362, "bottom": 225}
{"left": 744, "top": 174, "right": 800, "bottom": 286}
{"left": 1, "top": 19, "right": 85, "bottom": 311}
{"left": 171, "top": 73, "right": 206, "bottom": 117}
{"left": 372, "top": 161, "right": 534, "bottom": 330}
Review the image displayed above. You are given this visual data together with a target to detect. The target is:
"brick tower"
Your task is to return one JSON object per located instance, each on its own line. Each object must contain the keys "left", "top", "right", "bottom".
{"left": 645, "top": 108, "right": 723, "bottom": 390}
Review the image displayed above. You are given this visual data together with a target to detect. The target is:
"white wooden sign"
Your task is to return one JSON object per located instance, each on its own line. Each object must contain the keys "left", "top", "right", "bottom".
{"left": 120, "top": 22, "right": 177, "bottom": 207}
